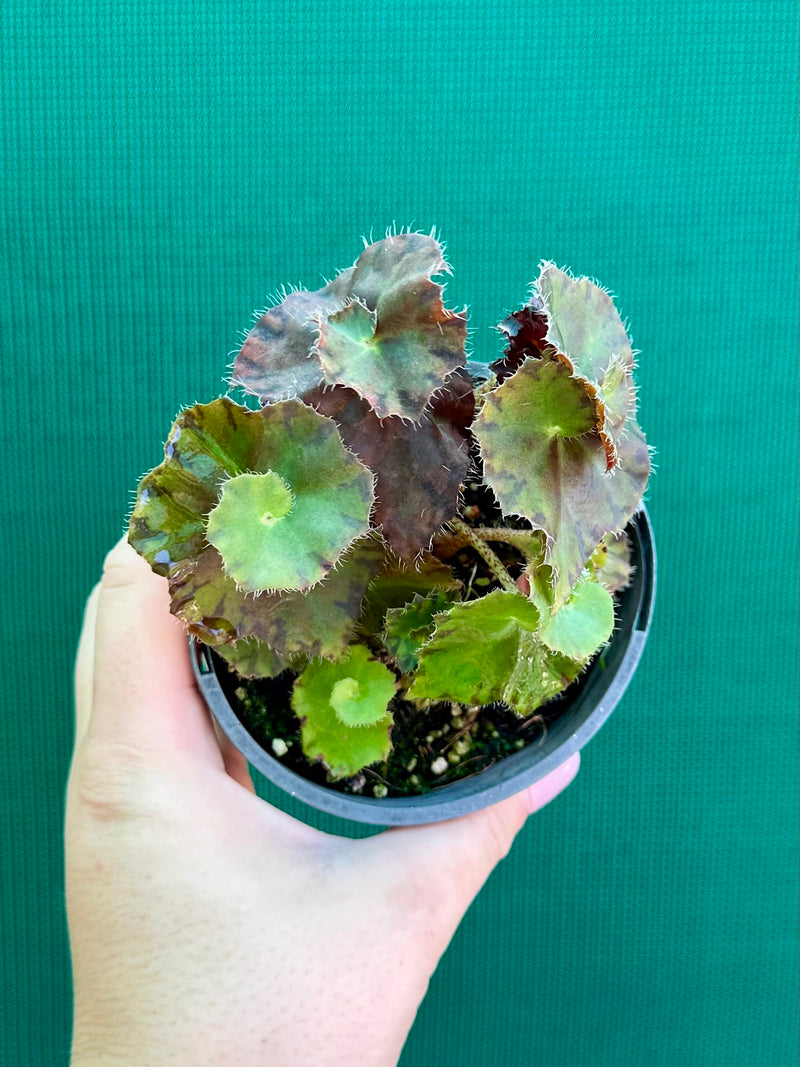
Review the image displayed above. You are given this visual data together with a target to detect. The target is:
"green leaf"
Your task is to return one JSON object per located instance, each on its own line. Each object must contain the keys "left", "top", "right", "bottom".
{"left": 537, "top": 263, "right": 634, "bottom": 389}
{"left": 501, "top": 630, "right": 584, "bottom": 713}
{"left": 474, "top": 358, "right": 649, "bottom": 604}
{"left": 538, "top": 579, "right": 615, "bottom": 660}
{"left": 306, "top": 373, "right": 472, "bottom": 559}
{"left": 524, "top": 560, "right": 556, "bottom": 618}
{"left": 293, "top": 648, "right": 395, "bottom": 777}
{"left": 203, "top": 400, "right": 374, "bottom": 592}
{"left": 383, "top": 590, "right": 457, "bottom": 672}
{"left": 409, "top": 589, "right": 584, "bottom": 714}
{"left": 131, "top": 397, "right": 375, "bottom": 596}
{"left": 320, "top": 647, "right": 396, "bottom": 726}
{"left": 206, "top": 470, "right": 297, "bottom": 585}
{"left": 408, "top": 590, "right": 544, "bottom": 711}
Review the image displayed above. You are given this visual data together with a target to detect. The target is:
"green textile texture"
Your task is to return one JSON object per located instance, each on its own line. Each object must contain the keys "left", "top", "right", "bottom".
{"left": 2, "top": 2, "right": 797, "bottom": 1064}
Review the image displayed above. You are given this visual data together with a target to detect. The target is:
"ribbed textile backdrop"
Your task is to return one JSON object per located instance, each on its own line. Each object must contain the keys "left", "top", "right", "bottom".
{"left": 2, "top": 1, "right": 797, "bottom": 1064}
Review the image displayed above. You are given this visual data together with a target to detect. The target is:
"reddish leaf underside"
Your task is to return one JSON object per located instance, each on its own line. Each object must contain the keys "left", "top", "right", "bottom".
{"left": 233, "top": 269, "right": 354, "bottom": 403}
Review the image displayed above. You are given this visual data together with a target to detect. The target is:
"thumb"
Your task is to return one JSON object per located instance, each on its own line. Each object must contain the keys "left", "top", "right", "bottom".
{"left": 78, "top": 536, "right": 219, "bottom": 764}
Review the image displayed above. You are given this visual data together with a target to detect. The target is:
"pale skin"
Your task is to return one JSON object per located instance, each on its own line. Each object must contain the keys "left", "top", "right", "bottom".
{"left": 66, "top": 539, "right": 581, "bottom": 1067}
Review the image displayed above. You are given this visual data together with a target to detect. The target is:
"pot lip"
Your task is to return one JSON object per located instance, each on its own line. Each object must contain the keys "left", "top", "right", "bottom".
{"left": 191, "top": 505, "right": 656, "bottom": 826}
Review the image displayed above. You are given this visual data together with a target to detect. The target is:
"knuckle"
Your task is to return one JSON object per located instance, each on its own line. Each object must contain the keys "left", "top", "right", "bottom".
{"left": 69, "top": 737, "right": 156, "bottom": 822}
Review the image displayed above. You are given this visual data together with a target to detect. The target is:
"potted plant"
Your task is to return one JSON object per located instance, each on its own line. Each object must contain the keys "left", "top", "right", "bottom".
{"left": 128, "top": 231, "right": 655, "bottom": 826}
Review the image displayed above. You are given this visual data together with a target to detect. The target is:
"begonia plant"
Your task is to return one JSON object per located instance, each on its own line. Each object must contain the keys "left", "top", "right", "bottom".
{"left": 129, "top": 232, "right": 650, "bottom": 792}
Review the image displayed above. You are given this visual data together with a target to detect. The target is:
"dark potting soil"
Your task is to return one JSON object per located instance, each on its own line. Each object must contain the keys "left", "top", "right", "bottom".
{"left": 214, "top": 653, "right": 593, "bottom": 799}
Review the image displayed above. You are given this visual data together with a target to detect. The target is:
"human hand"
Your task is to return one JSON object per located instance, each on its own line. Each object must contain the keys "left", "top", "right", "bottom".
{"left": 66, "top": 539, "right": 580, "bottom": 1067}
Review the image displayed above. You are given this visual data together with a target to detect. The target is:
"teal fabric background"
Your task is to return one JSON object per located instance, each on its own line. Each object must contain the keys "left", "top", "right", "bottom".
{"left": 2, "top": 1, "right": 797, "bottom": 1063}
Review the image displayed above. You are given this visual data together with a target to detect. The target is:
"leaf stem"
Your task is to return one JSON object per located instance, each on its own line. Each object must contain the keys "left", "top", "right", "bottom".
{"left": 450, "top": 518, "right": 518, "bottom": 594}
{"left": 473, "top": 526, "right": 543, "bottom": 548}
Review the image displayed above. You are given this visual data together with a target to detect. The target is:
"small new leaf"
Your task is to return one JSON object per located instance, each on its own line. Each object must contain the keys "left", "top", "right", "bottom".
{"left": 293, "top": 647, "right": 395, "bottom": 777}
{"left": 358, "top": 553, "right": 461, "bottom": 637}
{"left": 589, "top": 531, "right": 633, "bottom": 594}
{"left": 383, "top": 590, "right": 457, "bottom": 672}
{"left": 538, "top": 579, "right": 615, "bottom": 660}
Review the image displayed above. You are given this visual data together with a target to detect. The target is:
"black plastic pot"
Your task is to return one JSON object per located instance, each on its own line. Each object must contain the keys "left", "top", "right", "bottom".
{"left": 191, "top": 507, "right": 656, "bottom": 827}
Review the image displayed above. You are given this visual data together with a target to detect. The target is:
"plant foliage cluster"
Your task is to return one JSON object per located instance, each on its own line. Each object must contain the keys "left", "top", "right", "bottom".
{"left": 129, "top": 233, "right": 649, "bottom": 779}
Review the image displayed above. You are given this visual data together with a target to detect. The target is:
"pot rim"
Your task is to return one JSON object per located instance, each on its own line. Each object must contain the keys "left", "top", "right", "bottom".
{"left": 191, "top": 506, "right": 656, "bottom": 826}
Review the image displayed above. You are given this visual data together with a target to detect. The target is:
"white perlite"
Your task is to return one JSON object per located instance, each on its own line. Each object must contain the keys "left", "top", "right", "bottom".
{"left": 430, "top": 757, "right": 449, "bottom": 776}
{"left": 271, "top": 738, "right": 289, "bottom": 758}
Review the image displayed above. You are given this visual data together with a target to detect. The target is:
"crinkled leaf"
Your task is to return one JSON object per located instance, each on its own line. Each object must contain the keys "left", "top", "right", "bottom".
{"left": 128, "top": 401, "right": 248, "bottom": 576}
{"left": 538, "top": 579, "right": 615, "bottom": 660}
{"left": 538, "top": 262, "right": 634, "bottom": 386}
{"left": 537, "top": 264, "right": 637, "bottom": 470}
{"left": 130, "top": 397, "right": 374, "bottom": 595}
{"left": 358, "top": 553, "right": 461, "bottom": 637}
{"left": 169, "top": 536, "right": 385, "bottom": 658}
{"left": 315, "top": 291, "right": 466, "bottom": 419}
{"left": 524, "top": 560, "right": 556, "bottom": 618}
{"left": 295, "top": 646, "right": 396, "bottom": 729}
{"left": 487, "top": 528, "right": 547, "bottom": 564}
{"left": 383, "top": 590, "right": 457, "bottom": 672}
{"left": 428, "top": 367, "right": 477, "bottom": 430}
{"left": 348, "top": 231, "right": 448, "bottom": 306}
{"left": 293, "top": 649, "right": 394, "bottom": 778}
{"left": 409, "top": 590, "right": 540, "bottom": 708}
{"left": 231, "top": 270, "right": 354, "bottom": 403}
{"left": 232, "top": 233, "right": 467, "bottom": 420}
{"left": 306, "top": 378, "right": 471, "bottom": 559}
{"left": 313, "top": 234, "right": 467, "bottom": 419}
{"left": 474, "top": 358, "right": 649, "bottom": 605}
{"left": 409, "top": 589, "right": 583, "bottom": 714}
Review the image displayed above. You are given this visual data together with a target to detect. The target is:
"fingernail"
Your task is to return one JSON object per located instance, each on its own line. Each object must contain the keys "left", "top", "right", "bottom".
{"left": 525, "top": 752, "right": 581, "bottom": 814}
